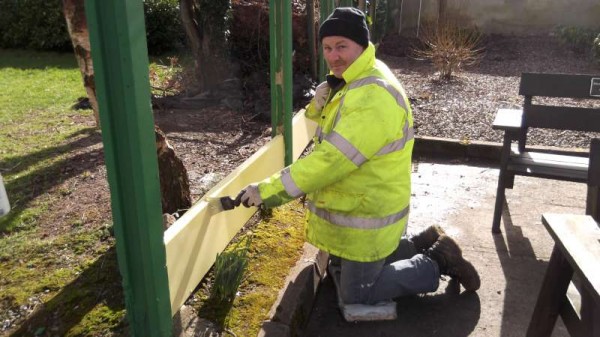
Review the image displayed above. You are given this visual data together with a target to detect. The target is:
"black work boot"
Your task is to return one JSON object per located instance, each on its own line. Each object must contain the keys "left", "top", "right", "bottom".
{"left": 411, "top": 225, "right": 446, "bottom": 252}
{"left": 426, "top": 235, "right": 481, "bottom": 291}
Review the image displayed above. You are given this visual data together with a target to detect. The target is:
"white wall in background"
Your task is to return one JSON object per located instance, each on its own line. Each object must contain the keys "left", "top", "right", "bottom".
{"left": 389, "top": 0, "right": 600, "bottom": 35}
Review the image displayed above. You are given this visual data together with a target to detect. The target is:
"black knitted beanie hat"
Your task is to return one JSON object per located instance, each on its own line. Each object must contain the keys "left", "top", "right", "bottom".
{"left": 318, "top": 7, "right": 370, "bottom": 48}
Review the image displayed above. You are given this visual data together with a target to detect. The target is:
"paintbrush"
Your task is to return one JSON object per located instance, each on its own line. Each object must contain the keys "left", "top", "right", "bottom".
{"left": 205, "top": 196, "right": 237, "bottom": 214}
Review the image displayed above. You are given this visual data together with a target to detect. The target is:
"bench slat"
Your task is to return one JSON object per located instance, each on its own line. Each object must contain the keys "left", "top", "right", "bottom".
{"left": 527, "top": 105, "right": 600, "bottom": 132}
{"left": 510, "top": 149, "right": 589, "bottom": 169}
{"left": 541, "top": 214, "right": 600, "bottom": 306}
{"left": 507, "top": 163, "right": 588, "bottom": 182}
{"left": 508, "top": 149, "right": 589, "bottom": 181}
{"left": 520, "top": 73, "right": 600, "bottom": 99}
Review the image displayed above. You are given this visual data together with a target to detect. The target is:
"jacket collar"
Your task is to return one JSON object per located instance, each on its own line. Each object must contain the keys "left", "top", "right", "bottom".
{"left": 341, "top": 42, "right": 376, "bottom": 83}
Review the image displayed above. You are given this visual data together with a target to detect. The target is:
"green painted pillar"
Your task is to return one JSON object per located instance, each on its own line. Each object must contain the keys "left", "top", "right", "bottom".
{"left": 339, "top": 0, "right": 354, "bottom": 7}
{"left": 85, "top": 0, "right": 172, "bottom": 336}
{"left": 269, "top": 0, "right": 293, "bottom": 166}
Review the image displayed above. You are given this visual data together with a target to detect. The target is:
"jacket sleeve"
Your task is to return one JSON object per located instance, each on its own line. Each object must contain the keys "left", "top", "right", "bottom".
{"left": 258, "top": 85, "right": 405, "bottom": 208}
{"left": 304, "top": 100, "right": 322, "bottom": 122}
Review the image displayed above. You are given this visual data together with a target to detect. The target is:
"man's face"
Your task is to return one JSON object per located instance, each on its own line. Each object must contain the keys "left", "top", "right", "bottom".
{"left": 322, "top": 36, "right": 365, "bottom": 79}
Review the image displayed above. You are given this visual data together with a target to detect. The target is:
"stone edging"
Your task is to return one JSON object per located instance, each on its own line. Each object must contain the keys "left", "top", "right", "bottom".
{"left": 257, "top": 243, "right": 329, "bottom": 337}
{"left": 414, "top": 136, "right": 588, "bottom": 162}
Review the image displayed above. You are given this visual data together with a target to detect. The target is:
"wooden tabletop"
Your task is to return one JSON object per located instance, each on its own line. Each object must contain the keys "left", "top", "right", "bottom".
{"left": 541, "top": 213, "right": 600, "bottom": 306}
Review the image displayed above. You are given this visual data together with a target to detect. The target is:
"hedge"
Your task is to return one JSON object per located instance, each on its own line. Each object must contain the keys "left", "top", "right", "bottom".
{"left": 0, "top": 0, "right": 184, "bottom": 55}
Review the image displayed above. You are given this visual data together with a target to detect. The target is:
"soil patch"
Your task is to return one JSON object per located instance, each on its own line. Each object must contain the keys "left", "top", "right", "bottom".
{"left": 380, "top": 33, "right": 600, "bottom": 148}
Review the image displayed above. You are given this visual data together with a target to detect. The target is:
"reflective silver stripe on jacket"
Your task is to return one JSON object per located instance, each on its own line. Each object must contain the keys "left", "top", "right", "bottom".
{"left": 315, "top": 126, "right": 323, "bottom": 141}
{"left": 376, "top": 123, "right": 415, "bottom": 156}
{"left": 348, "top": 76, "right": 409, "bottom": 113}
{"left": 316, "top": 96, "right": 345, "bottom": 142}
{"left": 281, "top": 167, "right": 305, "bottom": 198}
{"left": 316, "top": 75, "right": 413, "bottom": 156}
{"left": 307, "top": 202, "right": 410, "bottom": 229}
{"left": 325, "top": 131, "right": 367, "bottom": 166}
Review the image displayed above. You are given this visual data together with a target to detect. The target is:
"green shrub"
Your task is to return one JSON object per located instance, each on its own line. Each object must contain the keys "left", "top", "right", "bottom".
{"left": 555, "top": 25, "right": 599, "bottom": 54}
{"left": 369, "top": 0, "right": 389, "bottom": 45}
{"left": 0, "top": 0, "right": 184, "bottom": 55}
{"left": 144, "top": 0, "right": 186, "bottom": 55}
{"left": 0, "top": 0, "right": 71, "bottom": 51}
{"left": 593, "top": 33, "right": 600, "bottom": 64}
{"left": 210, "top": 236, "right": 251, "bottom": 304}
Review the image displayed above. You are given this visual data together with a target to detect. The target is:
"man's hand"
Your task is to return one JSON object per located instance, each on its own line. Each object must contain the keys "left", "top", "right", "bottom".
{"left": 313, "top": 81, "right": 330, "bottom": 112}
{"left": 235, "top": 184, "right": 263, "bottom": 208}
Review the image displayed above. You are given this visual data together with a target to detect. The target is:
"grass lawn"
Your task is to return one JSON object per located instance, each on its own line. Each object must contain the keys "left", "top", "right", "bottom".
{"left": 0, "top": 48, "right": 127, "bottom": 336}
{"left": 0, "top": 49, "right": 307, "bottom": 337}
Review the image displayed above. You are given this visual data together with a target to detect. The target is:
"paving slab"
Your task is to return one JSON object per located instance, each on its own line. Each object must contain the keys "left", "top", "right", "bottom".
{"left": 299, "top": 158, "right": 589, "bottom": 337}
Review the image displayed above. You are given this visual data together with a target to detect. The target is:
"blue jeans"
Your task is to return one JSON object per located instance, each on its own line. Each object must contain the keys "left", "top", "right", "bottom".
{"left": 331, "top": 238, "right": 440, "bottom": 304}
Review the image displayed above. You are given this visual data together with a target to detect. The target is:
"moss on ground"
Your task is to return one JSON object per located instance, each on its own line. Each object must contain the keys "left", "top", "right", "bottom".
{"left": 193, "top": 201, "right": 307, "bottom": 336}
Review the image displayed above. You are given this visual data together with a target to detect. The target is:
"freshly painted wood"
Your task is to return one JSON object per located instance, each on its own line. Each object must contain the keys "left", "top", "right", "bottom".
{"left": 164, "top": 111, "right": 317, "bottom": 315}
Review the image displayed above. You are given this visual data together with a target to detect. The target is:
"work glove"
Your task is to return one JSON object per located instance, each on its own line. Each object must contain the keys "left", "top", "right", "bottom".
{"left": 235, "top": 184, "right": 263, "bottom": 208}
{"left": 313, "top": 81, "right": 330, "bottom": 112}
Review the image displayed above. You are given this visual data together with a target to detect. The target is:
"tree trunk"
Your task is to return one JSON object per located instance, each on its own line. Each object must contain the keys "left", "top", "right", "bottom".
{"left": 439, "top": 0, "right": 447, "bottom": 21}
{"left": 179, "top": 0, "right": 230, "bottom": 95}
{"left": 358, "top": 0, "right": 366, "bottom": 12}
{"left": 63, "top": 0, "right": 192, "bottom": 219}
{"left": 180, "top": 0, "right": 204, "bottom": 93}
{"left": 155, "top": 126, "right": 192, "bottom": 217}
{"left": 62, "top": 0, "right": 100, "bottom": 127}
{"left": 369, "top": 0, "right": 377, "bottom": 34}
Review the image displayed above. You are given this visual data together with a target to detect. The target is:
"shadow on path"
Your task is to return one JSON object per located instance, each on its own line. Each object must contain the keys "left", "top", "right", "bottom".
{"left": 494, "top": 203, "right": 567, "bottom": 337}
{"left": 302, "top": 276, "right": 480, "bottom": 337}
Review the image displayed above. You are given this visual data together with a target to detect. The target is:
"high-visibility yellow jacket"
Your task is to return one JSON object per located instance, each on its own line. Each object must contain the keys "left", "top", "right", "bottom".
{"left": 258, "top": 42, "right": 414, "bottom": 262}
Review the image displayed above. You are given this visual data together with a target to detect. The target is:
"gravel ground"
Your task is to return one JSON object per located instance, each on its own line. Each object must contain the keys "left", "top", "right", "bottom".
{"left": 380, "top": 34, "right": 600, "bottom": 149}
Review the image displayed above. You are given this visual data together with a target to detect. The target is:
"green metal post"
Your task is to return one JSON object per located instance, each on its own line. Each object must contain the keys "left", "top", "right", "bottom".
{"left": 269, "top": 0, "right": 293, "bottom": 166}
{"left": 319, "top": 0, "right": 335, "bottom": 80}
{"left": 307, "top": 0, "right": 317, "bottom": 80}
{"left": 339, "top": 0, "right": 354, "bottom": 7}
{"left": 85, "top": 0, "right": 172, "bottom": 336}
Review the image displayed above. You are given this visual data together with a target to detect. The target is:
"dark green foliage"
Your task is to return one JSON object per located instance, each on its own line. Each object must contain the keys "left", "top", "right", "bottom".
{"left": 369, "top": 0, "right": 389, "bottom": 45}
{"left": 0, "top": 0, "right": 71, "bottom": 51}
{"left": 593, "top": 33, "right": 600, "bottom": 64}
{"left": 0, "top": 0, "right": 184, "bottom": 55}
{"left": 210, "top": 236, "right": 251, "bottom": 304}
{"left": 144, "top": 0, "right": 186, "bottom": 55}
{"left": 555, "top": 25, "right": 600, "bottom": 55}
{"left": 197, "top": 0, "right": 231, "bottom": 45}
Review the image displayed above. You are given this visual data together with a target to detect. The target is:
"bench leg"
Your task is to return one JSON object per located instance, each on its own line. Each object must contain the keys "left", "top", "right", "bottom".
{"left": 506, "top": 172, "right": 515, "bottom": 189}
{"left": 526, "top": 245, "right": 573, "bottom": 337}
{"left": 492, "top": 174, "right": 506, "bottom": 234}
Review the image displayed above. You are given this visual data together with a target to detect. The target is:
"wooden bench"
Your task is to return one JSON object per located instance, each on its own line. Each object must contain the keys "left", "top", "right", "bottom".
{"left": 526, "top": 213, "right": 600, "bottom": 337}
{"left": 491, "top": 72, "right": 600, "bottom": 233}
{"left": 527, "top": 144, "right": 600, "bottom": 337}
{"left": 587, "top": 138, "right": 600, "bottom": 222}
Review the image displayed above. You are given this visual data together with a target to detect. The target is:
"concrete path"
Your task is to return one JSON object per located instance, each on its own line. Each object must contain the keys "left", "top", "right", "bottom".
{"left": 300, "top": 158, "right": 588, "bottom": 337}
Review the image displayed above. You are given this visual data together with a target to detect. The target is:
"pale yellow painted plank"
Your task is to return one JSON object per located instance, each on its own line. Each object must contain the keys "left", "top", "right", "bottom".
{"left": 164, "top": 110, "right": 317, "bottom": 315}
{"left": 292, "top": 112, "right": 317, "bottom": 159}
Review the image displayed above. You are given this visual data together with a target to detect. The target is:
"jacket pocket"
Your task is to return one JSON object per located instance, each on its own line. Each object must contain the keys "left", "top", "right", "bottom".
{"left": 313, "top": 189, "right": 364, "bottom": 213}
